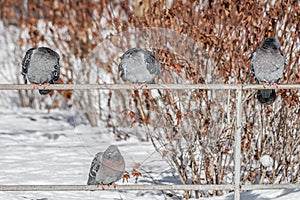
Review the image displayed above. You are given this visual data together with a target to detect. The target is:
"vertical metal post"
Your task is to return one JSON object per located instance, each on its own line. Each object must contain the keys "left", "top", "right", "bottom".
{"left": 234, "top": 87, "right": 242, "bottom": 200}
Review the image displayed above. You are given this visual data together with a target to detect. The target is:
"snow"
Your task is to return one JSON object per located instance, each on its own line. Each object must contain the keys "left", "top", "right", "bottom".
{"left": 0, "top": 108, "right": 178, "bottom": 199}
{"left": 260, "top": 155, "right": 273, "bottom": 168}
{"left": 0, "top": 108, "right": 299, "bottom": 200}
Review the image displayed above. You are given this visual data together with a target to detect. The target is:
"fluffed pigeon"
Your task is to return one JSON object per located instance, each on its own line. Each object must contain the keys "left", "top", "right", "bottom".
{"left": 118, "top": 48, "right": 160, "bottom": 84}
{"left": 250, "top": 37, "right": 286, "bottom": 104}
{"left": 21, "top": 47, "right": 60, "bottom": 95}
{"left": 87, "top": 145, "right": 125, "bottom": 185}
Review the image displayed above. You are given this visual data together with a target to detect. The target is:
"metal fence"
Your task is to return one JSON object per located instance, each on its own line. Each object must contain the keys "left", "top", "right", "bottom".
{"left": 0, "top": 84, "right": 299, "bottom": 200}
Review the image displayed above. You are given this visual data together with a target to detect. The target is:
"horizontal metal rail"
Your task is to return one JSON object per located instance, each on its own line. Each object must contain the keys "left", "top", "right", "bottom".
{"left": 241, "top": 184, "right": 300, "bottom": 190}
{"left": 0, "top": 84, "right": 299, "bottom": 90}
{"left": 0, "top": 184, "right": 234, "bottom": 191}
{"left": 0, "top": 184, "right": 298, "bottom": 191}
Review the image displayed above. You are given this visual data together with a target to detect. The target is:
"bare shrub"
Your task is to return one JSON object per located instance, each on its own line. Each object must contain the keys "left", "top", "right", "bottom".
{"left": 0, "top": 0, "right": 299, "bottom": 199}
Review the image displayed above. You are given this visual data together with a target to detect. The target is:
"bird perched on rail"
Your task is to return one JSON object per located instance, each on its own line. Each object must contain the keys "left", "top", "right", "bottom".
{"left": 250, "top": 37, "right": 286, "bottom": 105}
{"left": 21, "top": 47, "right": 60, "bottom": 95}
{"left": 87, "top": 145, "right": 125, "bottom": 187}
{"left": 118, "top": 48, "right": 160, "bottom": 85}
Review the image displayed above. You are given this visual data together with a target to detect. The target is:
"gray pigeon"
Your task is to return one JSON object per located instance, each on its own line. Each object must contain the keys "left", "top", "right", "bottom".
{"left": 118, "top": 48, "right": 160, "bottom": 84}
{"left": 87, "top": 145, "right": 125, "bottom": 185}
{"left": 21, "top": 47, "right": 60, "bottom": 95}
{"left": 250, "top": 37, "right": 286, "bottom": 104}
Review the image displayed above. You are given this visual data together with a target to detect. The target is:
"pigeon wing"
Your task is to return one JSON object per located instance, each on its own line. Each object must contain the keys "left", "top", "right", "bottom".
{"left": 250, "top": 51, "right": 255, "bottom": 74}
{"left": 21, "top": 48, "right": 36, "bottom": 84}
{"left": 118, "top": 63, "right": 125, "bottom": 81}
{"left": 52, "top": 64, "right": 60, "bottom": 82}
{"left": 145, "top": 53, "right": 160, "bottom": 75}
{"left": 87, "top": 152, "right": 103, "bottom": 185}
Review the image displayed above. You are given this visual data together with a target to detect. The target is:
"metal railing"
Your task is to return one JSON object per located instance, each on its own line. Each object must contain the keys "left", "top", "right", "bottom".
{"left": 0, "top": 83, "right": 299, "bottom": 90}
{"left": 0, "top": 83, "right": 299, "bottom": 200}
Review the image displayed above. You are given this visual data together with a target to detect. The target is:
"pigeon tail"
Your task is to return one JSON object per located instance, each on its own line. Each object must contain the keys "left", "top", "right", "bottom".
{"left": 39, "top": 89, "right": 51, "bottom": 95}
{"left": 259, "top": 89, "right": 273, "bottom": 99}
{"left": 87, "top": 176, "right": 97, "bottom": 185}
{"left": 257, "top": 89, "right": 276, "bottom": 105}
{"left": 22, "top": 74, "right": 28, "bottom": 84}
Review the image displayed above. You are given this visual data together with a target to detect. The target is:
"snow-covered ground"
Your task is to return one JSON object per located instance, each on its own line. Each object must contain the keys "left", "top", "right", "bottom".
{"left": 0, "top": 108, "right": 299, "bottom": 200}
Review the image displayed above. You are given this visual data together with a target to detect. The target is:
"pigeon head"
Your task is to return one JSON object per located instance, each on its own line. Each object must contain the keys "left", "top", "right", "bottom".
{"left": 103, "top": 145, "right": 122, "bottom": 160}
{"left": 261, "top": 37, "right": 280, "bottom": 50}
{"left": 38, "top": 47, "right": 60, "bottom": 60}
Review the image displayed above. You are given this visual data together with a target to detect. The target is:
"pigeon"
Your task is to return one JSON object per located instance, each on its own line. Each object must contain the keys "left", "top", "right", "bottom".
{"left": 21, "top": 47, "right": 60, "bottom": 95}
{"left": 250, "top": 37, "right": 286, "bottom": 105}
{"left": 118, "top": 48, "right": 160, "bottom": 84}
{"left": 87, "top": 145, "right": 125, "bottom": 186}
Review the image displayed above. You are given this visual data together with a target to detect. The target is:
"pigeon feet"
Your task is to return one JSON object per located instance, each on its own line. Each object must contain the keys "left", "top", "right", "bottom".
{"left": 140, "top": 82, "right": 148, "bottom": 89}
{"left": 97, "top": 184, "right": 105, "bottom": 190}
{"left": 261, "top": 82, "right": 278, "bottom": 88}
{"left": 42, "top": 82, "right": 50, "bottom": 89}
{"left": 96, "top": 183, "right": 117, "bottom": 190}
{"left": 262, "top": 82, "right": 269, "bottom": 88}
{"left": 271, "top": 82, "right": 278, "bottom": 88}
{"left": 132, "top": 82, "right": 148, "bottom": 90}
{"left": 33, "top": 84, "right": 40, "bottom": 89}
{"left": 132, "top": 83, "right": 139, "bottom": 90}
{"left": 33, "top": 83, "right": 49, "bottom": 89}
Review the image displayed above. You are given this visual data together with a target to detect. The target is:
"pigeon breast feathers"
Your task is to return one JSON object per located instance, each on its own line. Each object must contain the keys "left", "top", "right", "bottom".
{"left": 146, "top": 52, "right": 160, "bottom": 75}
